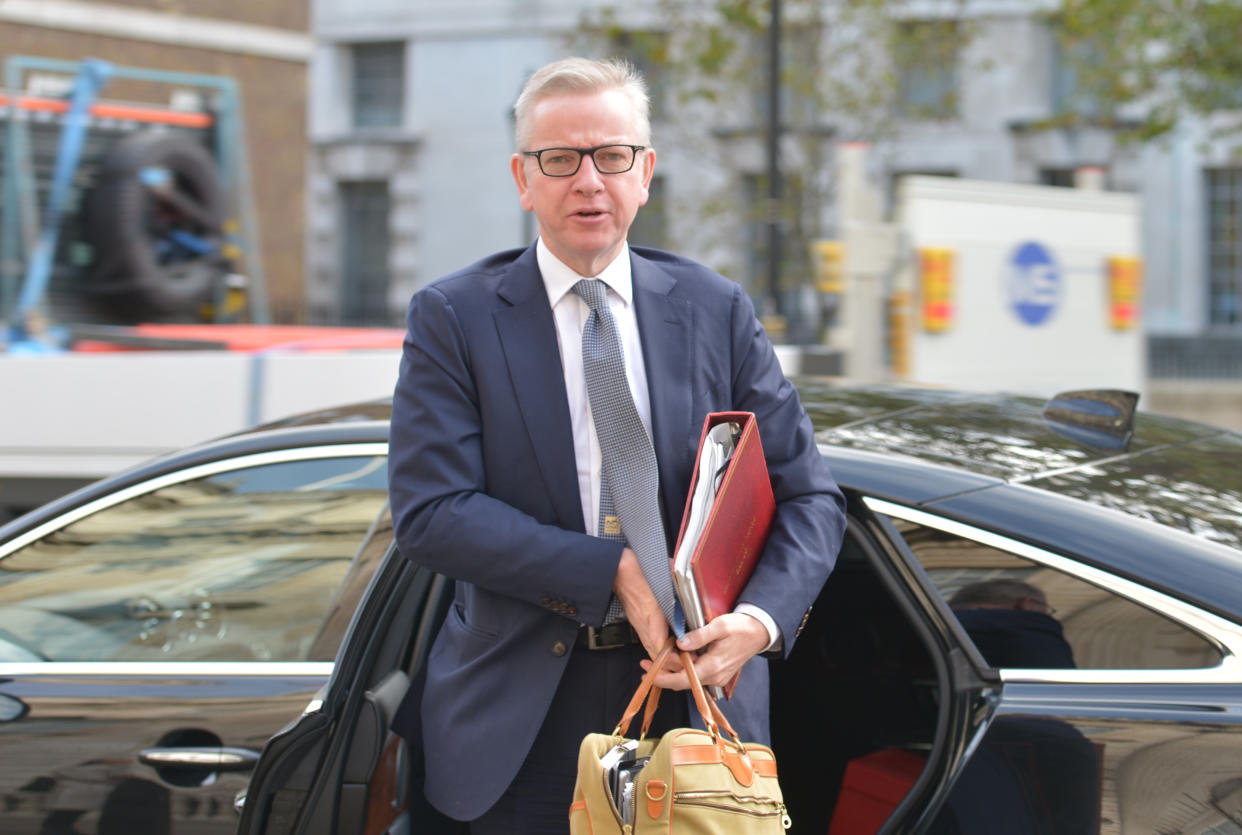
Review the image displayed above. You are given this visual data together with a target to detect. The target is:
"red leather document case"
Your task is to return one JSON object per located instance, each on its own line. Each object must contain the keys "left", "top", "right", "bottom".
{"left": 672, "top": 411, "right": 776, "bottom": 691}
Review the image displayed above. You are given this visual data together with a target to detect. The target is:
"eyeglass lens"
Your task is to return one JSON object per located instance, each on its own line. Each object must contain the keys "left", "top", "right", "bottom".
{"left": 538, "top": 146, "right": 636, "bottom": 176}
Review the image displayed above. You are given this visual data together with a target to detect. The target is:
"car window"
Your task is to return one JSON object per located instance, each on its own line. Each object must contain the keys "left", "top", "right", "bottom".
{"left": 0, "top": 454, "right": 388, "bottom": 663}
{"left": 306, "top": 506, "right": 393, "bottom": 662}
{"left": 888, "top": 518, "right": 1222, "bottom": 670}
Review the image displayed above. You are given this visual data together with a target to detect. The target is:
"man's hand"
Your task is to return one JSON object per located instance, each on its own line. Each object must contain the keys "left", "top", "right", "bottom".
{"left": 613, "top": 547, "right": 676, "bottom": 665}
{"left": 642, "top": 612, "right": 769, "bottom": 691}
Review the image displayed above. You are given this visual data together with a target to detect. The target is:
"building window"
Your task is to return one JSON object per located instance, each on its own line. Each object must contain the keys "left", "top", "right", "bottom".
{"left": 352, "top": 41, "right": 405, "bottom": 129}
{"left": 629, "top": 175, "right": 668, "bottom": 250}
{"left": 744, "top": 174, "right": 772, "bottom": 296}
{"left": 1050, "top": 33, "right": 1102, "bottom": 119}
{"left": 339, "top": 181, "right": 392, "bottom": 325}
{"left": 610, "top": 30, "right": 669, "bottom": 123}
{"left": 894, "top": 21, "right": 959, "bottom": 119}
{"left": 1206, "top": 168, "right": 1242, "bottom": 327}
{"left": 1039, "top": 167, "right": 1110, "bottom": 189}
{"left": 742, "top": 172, "right": 807, "bottom": 304}
{"left": 753, "top": 25, "right": 821, "bottom": 128}
{"left": 1040, "top": 167, "right": 1076, "bottom": 188}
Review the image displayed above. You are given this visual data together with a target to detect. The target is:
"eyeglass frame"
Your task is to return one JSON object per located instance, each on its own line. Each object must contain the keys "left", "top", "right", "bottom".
{"left": 521, "top": 144, "right": 647, "bottom": 178}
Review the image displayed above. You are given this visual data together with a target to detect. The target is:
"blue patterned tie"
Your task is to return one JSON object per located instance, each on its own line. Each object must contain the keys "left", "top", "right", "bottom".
{"left": 573, "top": 279, "right": 681, "bottom": 634}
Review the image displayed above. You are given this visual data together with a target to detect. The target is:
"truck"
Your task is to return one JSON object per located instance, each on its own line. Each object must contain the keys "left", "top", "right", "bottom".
{"left": 818, "top": 144, "right": 1143, "bottom": 398}
{"left": 0, "top": 57, "right": 404, "bottom": 521}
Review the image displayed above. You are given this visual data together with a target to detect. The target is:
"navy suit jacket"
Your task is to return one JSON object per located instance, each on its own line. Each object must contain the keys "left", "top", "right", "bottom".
{"left": 387, "top": 244, "right": 845, "bottom": 820}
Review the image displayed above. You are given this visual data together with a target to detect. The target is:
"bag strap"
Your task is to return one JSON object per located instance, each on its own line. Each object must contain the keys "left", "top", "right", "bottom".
{"left": 680, "top": 648, "right": 751, "bottom": 756}
{"left": 613, "top": 635, "right": 677, "bottom": 737}
{"left": 640, "top": 681, "right": 662, "bottom": 739}
{"left": 613, "top": 637, "right": 748, "bottom": 752}
{"left": 678, "top": 648, "right": 721, "bottom": 738}
{"left": 679, "top": 653, "right": 738, "bottom": 738}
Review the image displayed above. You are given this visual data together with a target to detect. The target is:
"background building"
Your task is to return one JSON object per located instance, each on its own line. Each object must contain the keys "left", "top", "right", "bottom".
{"left": 307, "top": 0, "right": 1242, "bottom": 420}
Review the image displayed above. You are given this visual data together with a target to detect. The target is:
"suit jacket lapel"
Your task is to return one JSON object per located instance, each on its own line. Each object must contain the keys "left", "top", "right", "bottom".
{"left": 631, "top": 251, "right": 695, "bottom": 538}
{"left": 494, "top": 247, "right": 584, "bottom": 532}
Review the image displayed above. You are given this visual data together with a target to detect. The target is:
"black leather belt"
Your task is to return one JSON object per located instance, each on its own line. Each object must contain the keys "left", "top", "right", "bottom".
{"left": 576, "top": 621, "right": 641, "bottom": 650}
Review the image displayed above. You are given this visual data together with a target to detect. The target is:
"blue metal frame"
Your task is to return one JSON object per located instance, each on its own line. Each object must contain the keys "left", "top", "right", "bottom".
{"left": 8, "top": 59, "right": 112, "bottom": 349}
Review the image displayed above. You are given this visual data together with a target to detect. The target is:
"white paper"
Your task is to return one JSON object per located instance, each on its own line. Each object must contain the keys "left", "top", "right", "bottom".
{"left": 673, "top": 422, "right": 737, "bottom": 633}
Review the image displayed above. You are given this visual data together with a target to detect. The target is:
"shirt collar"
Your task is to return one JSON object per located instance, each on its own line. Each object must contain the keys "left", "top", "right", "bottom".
{"left": 537, "top": 238, "right": 633, "bottom": 309}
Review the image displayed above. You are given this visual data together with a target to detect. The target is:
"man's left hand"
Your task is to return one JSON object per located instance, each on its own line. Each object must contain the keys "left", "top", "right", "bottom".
{"left": 641, "top": 612, "right": 770, "bottom": 690}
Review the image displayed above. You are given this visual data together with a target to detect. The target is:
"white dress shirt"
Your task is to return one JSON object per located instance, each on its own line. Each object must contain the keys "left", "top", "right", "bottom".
{"left": 537, "top": 238, "right": 779, "bottom": 649}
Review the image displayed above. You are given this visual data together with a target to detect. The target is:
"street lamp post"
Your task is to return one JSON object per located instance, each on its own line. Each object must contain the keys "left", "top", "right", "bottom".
{"left": 765, "top": 0, "right": 783, "bottom": 329}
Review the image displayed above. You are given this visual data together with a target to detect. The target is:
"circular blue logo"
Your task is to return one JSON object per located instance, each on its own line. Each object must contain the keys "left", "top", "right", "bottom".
{"left": 1008, "top": 241, "right": 1060, "bottom": 326}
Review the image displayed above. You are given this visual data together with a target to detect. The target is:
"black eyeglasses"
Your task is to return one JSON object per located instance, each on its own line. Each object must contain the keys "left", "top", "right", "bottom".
{"left": 522, "top": 144, "right": 646, "bottom": 177}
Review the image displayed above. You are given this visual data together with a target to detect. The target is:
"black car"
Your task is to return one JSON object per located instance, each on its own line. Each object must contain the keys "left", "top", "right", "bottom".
{"left": 0, "top": 404, "right": 392, "bottom": 835}
{"left": 4, "top": 384, "right": 1242, "bottom": 834}
{"left": 234, "top": 382, "right": 1242, "bottom": 835}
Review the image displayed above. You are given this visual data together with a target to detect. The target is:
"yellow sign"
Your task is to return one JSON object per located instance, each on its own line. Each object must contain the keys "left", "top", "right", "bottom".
{"left": 812, "top": 240, "right": 845, "bottom": 294}
{"left": 888, "top": 290, "right": 911, "bottom": 377}
{"left": 1107, "top": 256, "right": 1142, "bottom": 331}
{"left": 919, "top": 248, "right": 955, "bottom": 333}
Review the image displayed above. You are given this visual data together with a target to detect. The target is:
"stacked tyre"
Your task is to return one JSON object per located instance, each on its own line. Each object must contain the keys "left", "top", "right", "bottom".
{"left": 82, "top": 130, "right": 229, "bottom": 322}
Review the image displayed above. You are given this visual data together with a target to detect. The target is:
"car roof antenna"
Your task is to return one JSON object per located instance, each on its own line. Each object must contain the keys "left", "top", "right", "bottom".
{"left": 1042, "top": 389, "right": 1139, "bottom": 452}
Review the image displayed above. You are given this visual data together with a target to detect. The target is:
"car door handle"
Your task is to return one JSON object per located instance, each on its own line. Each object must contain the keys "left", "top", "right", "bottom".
{"left": 139, "top": 746, "right": 262, "bottom": 772}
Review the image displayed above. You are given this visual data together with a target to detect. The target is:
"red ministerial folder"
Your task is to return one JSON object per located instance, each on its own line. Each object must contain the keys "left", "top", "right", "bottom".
{"left": 672, "top": 412, "right": 776, "bottom": 696}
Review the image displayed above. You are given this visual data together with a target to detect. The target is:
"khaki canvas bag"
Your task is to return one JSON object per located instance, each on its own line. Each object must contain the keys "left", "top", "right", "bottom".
{"left": 569, "top": 637, "right": 790, "bottom": 834}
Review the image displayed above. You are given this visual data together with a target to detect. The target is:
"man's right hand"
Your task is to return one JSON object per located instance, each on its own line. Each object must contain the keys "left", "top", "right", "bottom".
{"left": 613, "top": 547, "right": 677, "bottom": 668}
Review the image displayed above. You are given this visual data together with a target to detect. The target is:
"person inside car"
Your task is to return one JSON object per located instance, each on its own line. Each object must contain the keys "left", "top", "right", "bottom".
{"left": 949, "top": 578, "right": 1075, "bottom": 669}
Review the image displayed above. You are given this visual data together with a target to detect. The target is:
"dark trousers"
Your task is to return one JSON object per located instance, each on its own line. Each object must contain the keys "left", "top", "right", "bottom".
{"left": 469, "top": 641, "right": 688, "bottom": 834}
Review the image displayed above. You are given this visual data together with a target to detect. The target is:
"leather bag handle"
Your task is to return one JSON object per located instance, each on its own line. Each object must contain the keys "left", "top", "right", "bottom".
{"left": 612, "top": 636, "right": 745, "bottom": 749}
{"left": 613, "top": 636, "right": 677, "bottom": 737}
{"left": 678, "top": 647, "right": 721, "bottom": 737}
{"left": 680, "top": 653, "right": 742, "bottom": 742}
{"left": 640, "top": 681, "right": 662, "bottom": 739}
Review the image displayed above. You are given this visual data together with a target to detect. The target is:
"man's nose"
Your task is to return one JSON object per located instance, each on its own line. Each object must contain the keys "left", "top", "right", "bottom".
{"left": 572, "top": 154, "right": 605, "bottom": 191}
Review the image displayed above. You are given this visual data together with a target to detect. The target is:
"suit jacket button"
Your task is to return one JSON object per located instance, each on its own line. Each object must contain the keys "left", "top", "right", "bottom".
{"left": 551, "top": 641, "right": 568, "bottom": 657}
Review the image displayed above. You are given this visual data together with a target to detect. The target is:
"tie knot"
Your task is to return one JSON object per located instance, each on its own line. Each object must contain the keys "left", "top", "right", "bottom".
{"left": 572, "top": 278, "right": 608, "bottom": 313}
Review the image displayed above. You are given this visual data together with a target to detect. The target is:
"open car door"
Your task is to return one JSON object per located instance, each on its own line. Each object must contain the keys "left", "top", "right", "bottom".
{"left": 235, "top": 508, "right": 458, "bottom": 835}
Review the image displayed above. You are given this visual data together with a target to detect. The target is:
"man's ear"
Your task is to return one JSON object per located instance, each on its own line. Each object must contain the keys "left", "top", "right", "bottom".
{"left": 638, "top": 147, "right": 656, "bottom": 205}
{"left": 511, "top": 154, "right": 534, "bottom": 212}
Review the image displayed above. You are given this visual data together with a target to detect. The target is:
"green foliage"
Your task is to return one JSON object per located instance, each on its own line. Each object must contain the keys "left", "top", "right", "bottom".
{"left": 1049, "top": 0, "right": 1242, "bottom": 142}
{"left": 888, "top": 19, "right": 970, "bottom": 120}
{"left": 699, "top": 27, "right": 738, "bottom": 76}
{"left": 566, "top": 0, "right": 1242, "bottom": 312}
{"left": 573, "top": 0, "right": 930, "bottom": 289}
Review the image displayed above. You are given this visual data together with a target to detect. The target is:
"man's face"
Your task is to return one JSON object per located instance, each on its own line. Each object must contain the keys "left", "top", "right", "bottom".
{"left": 510, "top": 88, "right": 655, "bottom": 277}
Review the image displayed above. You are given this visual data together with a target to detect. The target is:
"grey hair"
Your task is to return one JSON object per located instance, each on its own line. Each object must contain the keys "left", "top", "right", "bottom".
{"left": 512, "top": 56, "right": 651, "bottom": 150}
{"left": 948, "top": 578, "right": 1046, "bottom": 609}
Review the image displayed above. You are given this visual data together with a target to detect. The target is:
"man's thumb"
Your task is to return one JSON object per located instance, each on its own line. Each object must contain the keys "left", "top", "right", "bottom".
{"left": 677, "top": 626, "right": 707, "bottom": 651}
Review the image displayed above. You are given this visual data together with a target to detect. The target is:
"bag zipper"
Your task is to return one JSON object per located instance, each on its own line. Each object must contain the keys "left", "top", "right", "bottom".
{"left": 601, "top": 766, "right": 640, "bottom": 834}
{"left": 673, "top": 791, "right": 792, "bottom": 829}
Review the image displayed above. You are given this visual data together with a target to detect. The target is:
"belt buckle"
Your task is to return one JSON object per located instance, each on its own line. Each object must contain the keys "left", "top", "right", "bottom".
{"left": 585, "top": 624, "right": 626, "bottom": 650}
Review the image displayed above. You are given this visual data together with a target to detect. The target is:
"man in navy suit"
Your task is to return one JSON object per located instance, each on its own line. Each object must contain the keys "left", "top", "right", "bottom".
{"left": 388, "top": 56, "right": 845, "bottom": 832}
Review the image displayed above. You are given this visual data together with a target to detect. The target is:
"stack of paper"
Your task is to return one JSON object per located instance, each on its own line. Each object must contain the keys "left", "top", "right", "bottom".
{"left": 670, "top": 412, "right": 776, "bottom": 698}
{"left": 673, "top": 421, "right": 739, "bottom": 633}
